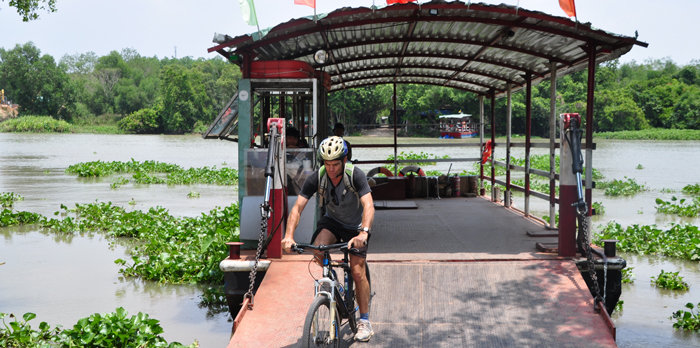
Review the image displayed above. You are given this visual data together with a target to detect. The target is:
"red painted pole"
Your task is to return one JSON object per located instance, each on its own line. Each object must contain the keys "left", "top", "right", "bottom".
{"left": 490, "top": 91, "right": 496, "bottom": 195}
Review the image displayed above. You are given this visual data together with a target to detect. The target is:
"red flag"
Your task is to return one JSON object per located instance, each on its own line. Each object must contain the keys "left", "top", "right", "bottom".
{"left": 294, "top": 0, "right": 315, "bottom": 8}
{"left": 387, "top": 0, "right": 417, "bottom": 4}
{"left": 559, "top": 0, "right": 576, "bottom": 17}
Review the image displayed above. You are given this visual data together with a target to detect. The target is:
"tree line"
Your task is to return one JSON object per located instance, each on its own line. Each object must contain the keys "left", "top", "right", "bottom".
{"left": 0, "top": 42, "right": 240, "bottom": 133}
{"left": 329, "top": 58, "right": 700, "bottom": 136}
{"left": 1, "top": 41, "right": 699, "bottom": 135}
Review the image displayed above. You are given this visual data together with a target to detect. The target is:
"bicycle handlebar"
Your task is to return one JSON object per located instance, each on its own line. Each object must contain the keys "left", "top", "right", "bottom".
{"left": 291, "top": 243, "right": 360, "bottom": 254}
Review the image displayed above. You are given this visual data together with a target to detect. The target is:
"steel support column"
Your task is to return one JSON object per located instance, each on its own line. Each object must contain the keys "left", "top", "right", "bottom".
{"left": 549, "top": 61, "right": 557, "bottom": 230}
{"left": 505, "top": 84, "right": 512, "bottom": 208}
{"left": 237, "top": 79, "right": 252, "bottom": 206}
{"left": 584, "top": 45, "right": 596, "bottom": 246}
{"left": 479, "top": 95, "right": 485, "bottom": 195}
{"left": 393, "top": 82, "right": 398, "bottom": 177}
{"left": 524, "top": 73, "right": 532, "bottom": 217}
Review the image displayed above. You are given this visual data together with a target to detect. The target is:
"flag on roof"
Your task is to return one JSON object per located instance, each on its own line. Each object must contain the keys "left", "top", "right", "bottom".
{"left": 294, "top": 0, "right": 316, "bottom": 8}
{"left": 559, "top": 0, "right": 576, "bottom": 18}
{"left": 387, "top": 0, "right": 417, "bottom": 4}
{"left": 239, "top": 0, "right": 258, "bottom": 26}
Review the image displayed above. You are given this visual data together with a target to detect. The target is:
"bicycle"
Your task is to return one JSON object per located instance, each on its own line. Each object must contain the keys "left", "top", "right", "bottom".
{"left": 291, "top": 242, "right": 372, "bottom": 347}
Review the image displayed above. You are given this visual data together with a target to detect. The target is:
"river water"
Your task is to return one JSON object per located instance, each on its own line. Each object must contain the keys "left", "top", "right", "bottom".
{"left": 1, "top": 133, "right": 700, "bottom": 347}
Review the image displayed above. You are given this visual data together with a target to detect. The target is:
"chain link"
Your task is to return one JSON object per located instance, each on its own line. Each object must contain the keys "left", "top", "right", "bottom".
{"left": 578, "top": 211, "right": 604, "bottom": 311}
{"left": 243, "top": 203, "right": 270, "bottom": 309}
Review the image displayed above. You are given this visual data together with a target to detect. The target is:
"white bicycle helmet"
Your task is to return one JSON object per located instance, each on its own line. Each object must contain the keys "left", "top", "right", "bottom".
{"left": 318, "top": 136, "right": 348, "bottom": 161}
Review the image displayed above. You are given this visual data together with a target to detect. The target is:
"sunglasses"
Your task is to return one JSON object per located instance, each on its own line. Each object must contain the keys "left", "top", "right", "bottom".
{"left": 331, "top": 188, "right": 339, "bottom": 205}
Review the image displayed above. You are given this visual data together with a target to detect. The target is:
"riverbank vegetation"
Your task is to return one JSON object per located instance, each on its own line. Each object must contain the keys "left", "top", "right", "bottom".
{"left": 2, "top": 42, "right": 700, "bottom": 135}
{"left": 0, "top": 310, "right": 196, "bottom": 348}
{"left": 595, "top": 128, "right": 700, "bottom": 140}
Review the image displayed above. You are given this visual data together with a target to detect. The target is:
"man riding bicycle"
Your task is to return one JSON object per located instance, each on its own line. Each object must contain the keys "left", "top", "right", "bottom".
{"left": 282, "top": 136, "right": 375, "bottom": 342}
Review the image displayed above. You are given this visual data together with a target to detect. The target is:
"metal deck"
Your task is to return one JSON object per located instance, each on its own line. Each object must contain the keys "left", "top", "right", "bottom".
{"left": 228, "top": 197, "right": 616, "bottom": 348}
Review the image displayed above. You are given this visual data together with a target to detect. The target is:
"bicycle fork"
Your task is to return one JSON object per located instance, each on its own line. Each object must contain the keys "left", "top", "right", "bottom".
{"left": 314, "top": 277, "right": 339, "bottom": 343}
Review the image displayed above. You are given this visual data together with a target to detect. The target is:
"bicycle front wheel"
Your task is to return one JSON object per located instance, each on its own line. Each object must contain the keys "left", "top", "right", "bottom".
{"left": 302, "top": 295, "right": 340, "bottom": 348}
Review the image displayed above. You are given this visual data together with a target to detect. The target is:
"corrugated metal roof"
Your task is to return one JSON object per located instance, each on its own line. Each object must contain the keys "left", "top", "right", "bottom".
{"left": 208, "top": 0, "right": 647, "bottom": 97}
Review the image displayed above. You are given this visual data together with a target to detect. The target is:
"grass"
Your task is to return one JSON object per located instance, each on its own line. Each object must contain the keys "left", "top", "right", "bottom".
{"left": 0, "top": 116, "right": 72, "bottom": 133}
{"left": 594, "top": 128, "right": 700, "bottom": 140}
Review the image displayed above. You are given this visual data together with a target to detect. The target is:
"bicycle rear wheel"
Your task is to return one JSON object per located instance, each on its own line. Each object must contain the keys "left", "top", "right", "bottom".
{"left": 302, "top": 296, "right": 340, "bottom": 348}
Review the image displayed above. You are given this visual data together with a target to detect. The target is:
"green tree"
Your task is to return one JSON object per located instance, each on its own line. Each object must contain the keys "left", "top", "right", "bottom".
{"left": 594, "top": 88, "right": 647, "bottom": 131}
{"left": 0, "top": 42, "right": 71, "bottom": 116}
{"left": 3, "top": 0, "right": 56, "bottom": 21}
{"left": 671, "top": 84, "right": 700, "bottom": 129}
{"left": 159, "top": 64, "right": 211, "bottom": 133}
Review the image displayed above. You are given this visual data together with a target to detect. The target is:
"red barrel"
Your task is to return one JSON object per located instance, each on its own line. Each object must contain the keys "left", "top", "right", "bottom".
{"left": 452, "top": 175, "right": 460, "bottom": 197}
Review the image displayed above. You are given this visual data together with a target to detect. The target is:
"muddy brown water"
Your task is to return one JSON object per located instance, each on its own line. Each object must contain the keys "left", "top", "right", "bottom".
{"left": 2, "top": 133, "right": 700, "bottom": 347}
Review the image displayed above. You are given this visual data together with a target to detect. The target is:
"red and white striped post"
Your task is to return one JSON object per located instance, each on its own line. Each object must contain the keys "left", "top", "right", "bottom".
{"left": 558, "top": 113, "right": 580, "bottom": 257}
{"left": 266, "top": 118, "right": 286, "bottom": 259}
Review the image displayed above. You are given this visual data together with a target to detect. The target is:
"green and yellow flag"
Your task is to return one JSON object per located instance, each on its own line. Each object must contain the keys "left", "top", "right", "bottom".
{"left": 239, "top": 0, "right": 258, "bottom": 26}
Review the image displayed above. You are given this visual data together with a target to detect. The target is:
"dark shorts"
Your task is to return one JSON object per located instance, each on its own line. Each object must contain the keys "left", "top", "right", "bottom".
{"left": 311, "top": 216, "right": 370, "bottom": 258}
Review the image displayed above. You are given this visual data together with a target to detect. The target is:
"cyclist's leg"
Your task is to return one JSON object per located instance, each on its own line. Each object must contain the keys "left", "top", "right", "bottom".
{"left": 349, "top": 254, "right": 370, "bottom": 315}
{"left": 311, "top": 229, "right": 336, "bottom": 265}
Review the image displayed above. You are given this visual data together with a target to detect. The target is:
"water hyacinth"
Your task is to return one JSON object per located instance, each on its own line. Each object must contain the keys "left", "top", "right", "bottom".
{"left": 0, "top": 192, "right": 24, "bottom": 208}
{"left": 651, "top": 270, "right": 689, "bottom": 290}
{"left": 36, "top": 201, "right": 240, "bottom": 284}
{"left": 66, "top": 159, "right": 238, "bottom": 186}
{"left": 596, "top": 177, "right": 647, "bottom": 196}
{"left": 655, "top": 196, "right": 700, "bottom": 217}
{"left": 594, "top": 222, "right": 700, "bottom": 261}
{"left": 682, "top": 183, "right": 700, "bottom": 195}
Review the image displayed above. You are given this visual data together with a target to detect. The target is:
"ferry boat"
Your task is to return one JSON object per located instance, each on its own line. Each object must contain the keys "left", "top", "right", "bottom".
{"left": 439, "top": 113, "right": 478, "bottom": 139}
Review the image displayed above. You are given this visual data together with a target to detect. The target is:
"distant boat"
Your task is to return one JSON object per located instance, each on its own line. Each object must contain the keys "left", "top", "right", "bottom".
{"left": 439, "top": 114, "right": 477, "bottom": 139}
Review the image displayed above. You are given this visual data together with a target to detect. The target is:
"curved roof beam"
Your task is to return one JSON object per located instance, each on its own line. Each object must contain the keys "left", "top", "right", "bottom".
{"left": 339, "top": 71, "right": 505, "bottom": 93}
{"left": 276, "top": 37, "right": 572, "bottom": 66}
{"left": 336, "top": 64, "right": 515, "bottom": 87}
{"left": 333, "top": 80, "right": 487, "bottom": 96}
{"left": 323, "top": 54, "right": 544, "bottom": 78}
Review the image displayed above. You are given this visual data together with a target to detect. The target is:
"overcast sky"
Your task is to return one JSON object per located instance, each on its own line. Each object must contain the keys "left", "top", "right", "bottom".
{"left": 0, "top": 0, "right": 696, "bottom": 65}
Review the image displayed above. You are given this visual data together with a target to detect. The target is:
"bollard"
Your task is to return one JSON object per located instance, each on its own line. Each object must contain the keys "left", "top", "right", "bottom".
{"left": 602, "top": 239, "right": 618, "bottom": 257}
{"left": 226, "top": 242, "right": 244, "bottom": 260}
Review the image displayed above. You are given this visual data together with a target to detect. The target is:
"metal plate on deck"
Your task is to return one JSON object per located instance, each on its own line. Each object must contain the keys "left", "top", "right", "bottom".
{"left": 374, "top": 201, "right": 418, "bottom": 210}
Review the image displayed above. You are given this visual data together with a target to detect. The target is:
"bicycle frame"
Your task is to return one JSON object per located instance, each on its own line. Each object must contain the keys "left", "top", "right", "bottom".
{"left": 294, "top": 243, "right": 358, "bottom": 344}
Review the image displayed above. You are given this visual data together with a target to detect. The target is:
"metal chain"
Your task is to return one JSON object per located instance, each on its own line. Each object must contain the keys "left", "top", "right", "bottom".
{"left": 243, "top": 203, "right": 270, "bottom": 309}
{"left": 578, "top": 211, "right": 604, "bottom": 311}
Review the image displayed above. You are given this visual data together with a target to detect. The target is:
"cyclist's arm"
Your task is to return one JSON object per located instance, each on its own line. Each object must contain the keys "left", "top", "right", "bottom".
{"left": 359, "top": 192, "right": 374, "bottom": 232}
{"left": 348, "top": 193, "right": 374, "bottom": 248}
{"left": 282, "top": 195, "right": 309, "bottom": 252}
